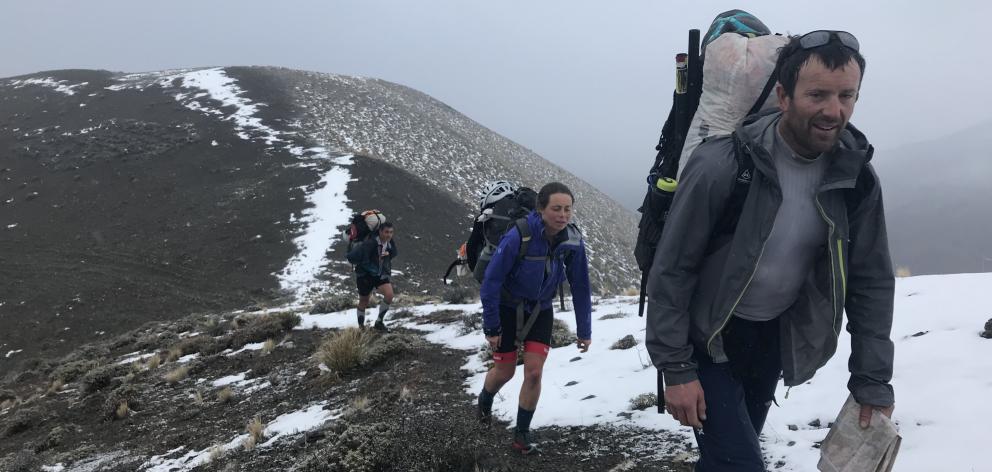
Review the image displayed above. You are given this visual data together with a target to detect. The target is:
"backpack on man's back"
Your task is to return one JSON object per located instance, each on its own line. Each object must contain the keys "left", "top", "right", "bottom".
{"left": 633, "top": 10, "right": 781, "bottom": 316}
{"left": 346, "top": 209, "right": 386, "bottom": 264}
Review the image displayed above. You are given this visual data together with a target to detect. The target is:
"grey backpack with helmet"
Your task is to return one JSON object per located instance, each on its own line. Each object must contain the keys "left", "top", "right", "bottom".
{"left": 442, "top": 181, "right": 537, "bottom": 284}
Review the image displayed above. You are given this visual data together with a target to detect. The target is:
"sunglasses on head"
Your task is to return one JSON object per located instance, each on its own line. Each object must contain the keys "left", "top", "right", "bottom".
{"left": 798, "top": 30, "right": 860, "bottom": 52}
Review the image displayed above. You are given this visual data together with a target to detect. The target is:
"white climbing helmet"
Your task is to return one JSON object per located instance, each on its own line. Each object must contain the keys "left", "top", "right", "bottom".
{"left": 478, "top": 180, "right": 516, "bottom": 211}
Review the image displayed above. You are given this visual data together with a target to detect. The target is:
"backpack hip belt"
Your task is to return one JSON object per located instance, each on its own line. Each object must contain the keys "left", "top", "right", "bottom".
{"left": 501, "top": 289, "right": 544, "bottom": 349}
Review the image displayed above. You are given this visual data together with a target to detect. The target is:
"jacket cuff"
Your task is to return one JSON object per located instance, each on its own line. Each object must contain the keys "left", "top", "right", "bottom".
{"left": 848, "top": 376, "right": 895, "bottom": 407}
{"left": 662, "top": 366, "right": 698, "bottom": 387}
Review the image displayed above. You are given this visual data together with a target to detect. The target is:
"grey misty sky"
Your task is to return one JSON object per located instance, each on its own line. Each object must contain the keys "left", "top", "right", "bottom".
{"left": 2, "top": 0, "right": 989, "bottom": 210}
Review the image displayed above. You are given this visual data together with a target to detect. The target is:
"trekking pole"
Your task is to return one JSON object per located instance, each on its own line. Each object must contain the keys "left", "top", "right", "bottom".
{"left": 664, "top": 52, "right": 690, "bottom": 179}
{"left": 687, "top": 29, "right": 702, "bottom": 123}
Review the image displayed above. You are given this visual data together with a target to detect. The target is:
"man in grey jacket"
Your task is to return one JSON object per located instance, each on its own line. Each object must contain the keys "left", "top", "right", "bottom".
{"left": 646, "top": 31, "right": 895, "bottom": 471}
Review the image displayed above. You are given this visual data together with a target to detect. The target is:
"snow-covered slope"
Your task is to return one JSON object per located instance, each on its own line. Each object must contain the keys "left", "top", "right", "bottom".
{"left": 90, "top": 66, "right": 639, "bottom": 296}
{"left": 301, "top": 272, "right": 992, "bottom": 471}
{"left": 266, "top": 68, "right": 639, "bottom": 295}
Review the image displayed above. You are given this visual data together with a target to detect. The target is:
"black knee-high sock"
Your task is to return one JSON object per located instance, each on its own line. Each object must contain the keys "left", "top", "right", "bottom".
{"left": 479, "top": 387, "right": 496, "bottom": 412}
{"left": 516, "top": 406, "right": 535, "bottom": 432}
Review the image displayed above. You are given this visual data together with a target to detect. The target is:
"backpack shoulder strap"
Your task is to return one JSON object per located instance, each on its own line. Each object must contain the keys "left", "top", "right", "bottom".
{"left": 746, "top": 64, "right": 779, "bottom": 118}
{"left": 514, "top": 218, "right": 532, "bottom": 266}
{"left": 710, "top": 133, "right": 755, "bottom": 238}
{"left": 732, "top": 132, "right": 755, "bottom": 185}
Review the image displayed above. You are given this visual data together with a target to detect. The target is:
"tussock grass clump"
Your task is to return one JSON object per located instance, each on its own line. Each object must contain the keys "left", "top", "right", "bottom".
{"left": 421, "top": 309, "right": 465, "bottom": 325}
{"left": 81, "top": 364, "right": 125, "bottom": 393}
{"left": 163, "top": 365, "right": 190, "bottom": 384}
{"left": 46, "top": 379, "right": 64, "bottom": 395}
{"left": 622, "top": 286, "right": 640, "bottom": 297}
{"left": 310, "top": 294, "right": 356, "bottom": 314}
{"left": 895, "top": 266, "right": 912, "bottom": 278}
{"left": 115, "top": 401, "right": 130, "bottom": 419}
{"left": 244, "top": 416, "right": 265, "bottom": 450}
{"left": 36, "top": 425, "right": 66, "bottom": 453}
{"left": 315, "top": 328, "right": 374, "bottom": 374}
{"left": 357, "top": 333, "right": 419, "bottom": 369}
{"left": 145, "top": 354, "right": 161, "bottom": 370}
{"left": 315, "top": 329, "right": 420, "bottom": 375}
{"left": 598, "top": 311, "right": 628, "bottom": 321}
{"left": 392, "top": 293, "right": 435, "bottom": 307}
{"left": 441, "top": 286, "right": 476, "bottom": 305}
{"left": 172, "top": 335, "right": 214, "bottom": 357}
{"left": 208, "top": 445, "right": 224, "bottom": 462}
{"left": 201, "top": 318, "right": 227, "bottom": 337}
{"left": 550, "top": 318, "right": 574, "bottom": 348}
{"left": 389, "top": 308, "right": 415, "bottom": 320}
{"left": 104, "top": 384, "right": 140, "bottom": 420}
{"left": 165, "top": 347, "right": 183, "bottom": 363}
{"left": 629, "top": 392, "right": 657, "bottom": 411}
{"left": 230, "top": 312, "right": 301, "bottom": 347}
{"left": 51, "top": 359, "right": 100, "bottom": 384}
{"left": 610, "top": 335, "right": 638, "bottom": 350}
{"left": 135, "top": 331, "right": 179, "bottom": 352}
{"left": 458, "top": 312, "right": 482, "bottom": 335}
{"left": 262, "top": 339, "right": 276, "bottom": 355}
{"left": 193, "top": 388, "right": 205, "bottom": 406}
{"left": 398, "top": 386, "right": 413, "bottom": 404}
{"left": 217, "top": 386, "right": 234, "bottom": 404}
{"left": 350, "top": 396, "right": 371, "bottom": 414}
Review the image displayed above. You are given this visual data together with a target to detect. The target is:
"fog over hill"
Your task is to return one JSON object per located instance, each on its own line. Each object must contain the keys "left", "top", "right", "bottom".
{"left": 872, "top": 119, "right": 992, "bottom": 275}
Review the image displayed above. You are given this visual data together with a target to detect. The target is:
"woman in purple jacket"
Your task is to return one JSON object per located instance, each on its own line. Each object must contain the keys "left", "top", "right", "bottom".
{"left": 476, "top": 182, "right": 593, "bottom": 455}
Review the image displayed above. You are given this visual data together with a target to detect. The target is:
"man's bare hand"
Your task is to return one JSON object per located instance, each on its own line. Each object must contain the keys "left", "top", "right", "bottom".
{"left": 859, "top": 402, "right": 894, "bottom": 428}
{"left": 665, "top": 380, "right": 706, "bottom": 429}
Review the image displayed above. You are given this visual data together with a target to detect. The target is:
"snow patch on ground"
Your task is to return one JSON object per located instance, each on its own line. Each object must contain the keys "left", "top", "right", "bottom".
{"left": 104, "top": 68, "right": 355, "bottom": 301}
{"left": 278, "top": 154, "right": 354, "bottom": 300}
{"left": 8, "top": 77, "right": 87, "bottom": 95}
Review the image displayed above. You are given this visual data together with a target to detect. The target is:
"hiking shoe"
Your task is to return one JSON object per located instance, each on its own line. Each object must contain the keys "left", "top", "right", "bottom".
{"left": 512, "top": 429, "right": 540, "bottom": 455}
{"left": 373, "top": 320, "right": 389, "bottom": 333}
{"left": 357, "top": 315, "right": 366, "bottom": 329}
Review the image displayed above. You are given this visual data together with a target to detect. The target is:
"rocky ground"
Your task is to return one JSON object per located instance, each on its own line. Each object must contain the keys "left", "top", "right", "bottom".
{"left": 0, "top": 69, "right": 314, "bottom": 370}
{"left": 0, "top": 300, "right": 694, "bottom": 471}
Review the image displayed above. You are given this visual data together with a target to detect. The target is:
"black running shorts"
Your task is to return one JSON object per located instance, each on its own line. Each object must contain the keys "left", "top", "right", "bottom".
{"left": 356, "top": 275, "right": 389, "bottom": 296}
{"left": 494, "top": 304, "right": 553, "bottom": 354}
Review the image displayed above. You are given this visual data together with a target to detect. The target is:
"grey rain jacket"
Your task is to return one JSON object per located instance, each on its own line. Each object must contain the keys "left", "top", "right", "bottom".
{"left": 645, "top": 111, "right": 895, "bottom": 407}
